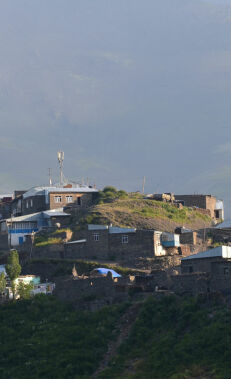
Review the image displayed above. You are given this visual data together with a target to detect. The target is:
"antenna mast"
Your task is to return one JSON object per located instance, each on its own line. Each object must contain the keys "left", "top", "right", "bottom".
{"left": 48, "top": 168, "right": 53, "bottom": 186}
{"left": 57, "top": 151, "right": 64, "bottom": 186}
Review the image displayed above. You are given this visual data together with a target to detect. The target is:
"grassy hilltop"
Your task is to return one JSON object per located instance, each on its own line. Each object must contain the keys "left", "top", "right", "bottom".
{"left": 75, "top": 188, "right": 213, "bottom": 233}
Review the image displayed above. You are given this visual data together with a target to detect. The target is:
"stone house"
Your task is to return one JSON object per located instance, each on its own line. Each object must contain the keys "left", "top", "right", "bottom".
{"left": 181, "top": 245, "right": 231, "bottom": 275}
{"left": 174, "top": 194, "right": 224, "bottom": 220}
{"left": 11, "top": 185, "right": 98, "bottom": 216}
{"left": 64, "top": 224, "right": 180, "bottom": 261}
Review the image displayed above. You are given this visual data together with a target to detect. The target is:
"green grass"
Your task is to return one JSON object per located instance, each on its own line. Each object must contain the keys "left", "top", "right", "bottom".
{"left": 34, "top": 237, "right": 62, "bottom": 247}
{"left": 0, "top": 295, "right": 231, "bottom": 378}
{"left": 121, "top": 199, "right": 211, "bottom": 224}
{"left": 0, "top": 296, "right": 128, "bottom": 378}
{"left": 52, "top": 228, "right": 72, "bottom": 235}
{"left": 99, "top": 295, "right": 231, "bottom": 378}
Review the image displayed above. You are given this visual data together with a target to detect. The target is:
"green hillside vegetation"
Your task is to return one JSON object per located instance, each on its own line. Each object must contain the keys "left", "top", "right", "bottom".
{"left": 1, "top": 295, "right": 231, "bottom": 378}
{"left": 0, "top": 295, "right": 127, "bottom": 379}
{"left": 100, "top": 295, "right": 231, "bottom": 378}
{"left": 75, "top": 188, "right": 213, "bottom": 233}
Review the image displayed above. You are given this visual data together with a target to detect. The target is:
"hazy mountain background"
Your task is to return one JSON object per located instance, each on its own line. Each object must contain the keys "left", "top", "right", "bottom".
{"left": 1, "top": 0, "right": 231, "bottom": 215}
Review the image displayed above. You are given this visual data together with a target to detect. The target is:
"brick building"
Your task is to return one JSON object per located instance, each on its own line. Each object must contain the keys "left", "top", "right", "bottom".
{"left": 11, "top": 185, "right": 98, "bottom": 216}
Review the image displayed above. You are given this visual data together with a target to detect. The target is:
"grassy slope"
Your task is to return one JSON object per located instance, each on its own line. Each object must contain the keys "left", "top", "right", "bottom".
{"left": 1, "top": 296, "right": 231, "bottom": 378}
{"left": 0, "top": 296, "right": 127, "bottom": 379}
{"left": 78, "top": 197, "right": 213, "bottom": 233}
{"left": 99, "top": 296, "right": 231, "bottom": 379}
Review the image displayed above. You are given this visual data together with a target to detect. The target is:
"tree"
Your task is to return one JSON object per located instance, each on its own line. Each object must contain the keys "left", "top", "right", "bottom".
{"left": 0, "top": 272, "right": 6, "bottom": 295}
{"left": 17, "top": 282, "right": 33, "bottom": 300}
{"left": 6, "top": 250, "right": 21, "bottom": 299}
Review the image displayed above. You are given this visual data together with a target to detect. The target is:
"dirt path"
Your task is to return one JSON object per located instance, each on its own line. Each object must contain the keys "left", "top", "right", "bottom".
{"left": 92, "top": 302, "right": 142, "bottom": 378}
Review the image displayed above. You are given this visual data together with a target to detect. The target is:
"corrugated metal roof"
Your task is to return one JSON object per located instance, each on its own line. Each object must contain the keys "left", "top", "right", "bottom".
{"left": 88, "top": 224, "right": 108, "bottom": 230}
{"left": 88, "top": 224, "right": 136, "bottom": 233}
{"left": 5, "top": 212, "right": 42, "bottom": 223}
{"left": 23, "top": 185, "right": 98, "bottom": 199}
{"left": 4, "top": 209, "right": 69, "bottom": 222}
{"left": 216, "top": 219, "right": 231, "bottom": 229}
{"left": 43, "top": 209, "right": 70, "bottom": 218}
{"left": 109, "top": 226, "right": 136, "bottom": 234}
{"left": 65, "top": 239, "right": 86, "bottom": 244}
{"left": 182, "top": 246, "right": 231, "bottom": 260}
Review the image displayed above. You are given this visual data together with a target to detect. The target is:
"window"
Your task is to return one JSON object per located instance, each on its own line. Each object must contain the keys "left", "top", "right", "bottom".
{"left": 26, "top": 201, "right": 29, "bottom": 209}
{"left": 122, "top": 235, "right": 128, "bottom": 244}
{"left": 77, "top": 197, "right": 81, "bottom": 206}
{"left": 55, "top": 196, "right": 62, "bottom": 203}
{"left": 93, "top": 233, "right": 99, "bottom": 241}
{"left": 30, "top": 199, "right": 33, "bottom": 207}
{"left": 66, "top": 195, "right": 73, "bottom": 203}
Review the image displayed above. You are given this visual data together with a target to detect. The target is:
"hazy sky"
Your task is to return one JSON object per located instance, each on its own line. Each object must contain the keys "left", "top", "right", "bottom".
{"left": 1, "top": 0, "right": 231, "bottom": 214}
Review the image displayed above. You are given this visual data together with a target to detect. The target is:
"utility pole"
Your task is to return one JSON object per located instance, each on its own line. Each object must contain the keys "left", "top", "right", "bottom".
{"left": 142, "top": 176, "right": 146, "bottom": 194}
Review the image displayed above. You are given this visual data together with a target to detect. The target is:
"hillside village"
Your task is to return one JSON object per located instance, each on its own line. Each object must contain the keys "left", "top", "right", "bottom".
{"left": 0, "top": 155, "right": 231, "bottom": 307}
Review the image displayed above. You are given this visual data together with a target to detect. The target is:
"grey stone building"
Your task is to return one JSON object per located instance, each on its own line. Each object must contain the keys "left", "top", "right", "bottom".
{"left": 64, "top": 224, "right": 180, "bottom": 261}
{"left": 174, "top": 194, "right": 224, "bottom": 220}
{"left": 181, "top": 245, "right": 231, "bottom": 274}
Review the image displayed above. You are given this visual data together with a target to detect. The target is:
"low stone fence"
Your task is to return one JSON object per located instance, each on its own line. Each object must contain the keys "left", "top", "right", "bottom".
{"left": 32, "top": 244, "right": 64, "bottom": 259}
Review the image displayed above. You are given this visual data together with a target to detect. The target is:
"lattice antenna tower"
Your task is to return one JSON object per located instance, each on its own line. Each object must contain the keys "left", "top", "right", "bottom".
{"left": 57, "top": 151, "right": 64, "bottom": 186}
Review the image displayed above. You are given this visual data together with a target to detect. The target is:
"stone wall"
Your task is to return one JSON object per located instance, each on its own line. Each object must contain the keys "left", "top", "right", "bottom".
{"left": 22, "top": 195, "right": 48, "bottom": 215}
{"left": 171, "top": 273, "right": 210, "bottom": 295}
{"left": 181, "top": 257, "right": 222, "bottom": 274}
{"left": 64, "top": 229, "right": 156, "bottom": 261}
{"left": 180, "top": 232, "right": 198, "bottom": 245}
{"left": 32, "top": 244, "right": 64, "bottom": 259}
{"left": 109, "top": 230, "right": 155, "bottom": 260}
{"left": 175, "top": 195, "right": 207, "bottom": 209}
{"left": 53, "top": 276, "right": 121, "bottom": 310}
{"left": 0, "top": 234, "right": 9, "bottom": 251}
{"left": 174, "top": 194, "right": 216, "bottom": 218}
